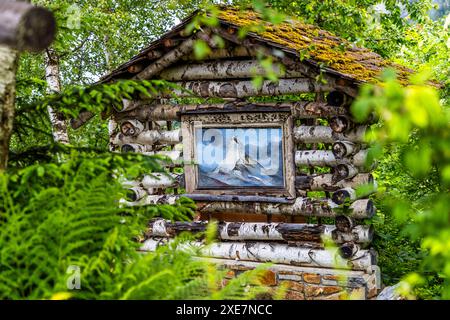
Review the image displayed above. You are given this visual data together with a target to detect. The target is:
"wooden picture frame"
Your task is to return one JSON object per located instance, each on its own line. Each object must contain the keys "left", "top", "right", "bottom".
{"left": 181, "top": 110, "right": 295, "bottom": 198}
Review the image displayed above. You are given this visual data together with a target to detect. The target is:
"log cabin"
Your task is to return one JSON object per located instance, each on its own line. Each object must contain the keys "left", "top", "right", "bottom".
{"left": 72, "top": 6, "right": 419, "bottom": 300}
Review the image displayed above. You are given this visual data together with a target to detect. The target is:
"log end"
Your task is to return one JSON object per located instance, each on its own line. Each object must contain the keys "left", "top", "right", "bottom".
{"left": 339, "top": 242, "right": 356, "bottom": 259}
{"left": 121, "top": 144, "right": 135, "bottom": 153}
{"left": 331, "top": 188, "right": 352, "bottom": 205}
{"left": 329, "top": 116, "right": 349, "bottom": 133}
{"left": 326, "top": 91, "right": 347, "bottom": 107}
{"left": 335, "top": 215, "right": 354, "bottom": 232}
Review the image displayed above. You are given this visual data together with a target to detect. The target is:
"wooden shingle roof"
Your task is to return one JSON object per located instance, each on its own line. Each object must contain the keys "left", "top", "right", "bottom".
{"left": 100, "top": 6, "right": 415, "bottom": 85}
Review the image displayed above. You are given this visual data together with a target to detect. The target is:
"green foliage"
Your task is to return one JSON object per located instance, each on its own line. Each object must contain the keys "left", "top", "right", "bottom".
{"left": 353, "top": 70, "right": 450, "bottom": 299}
{"left": 0, "top": 152, "right": 268, "bottom": 299}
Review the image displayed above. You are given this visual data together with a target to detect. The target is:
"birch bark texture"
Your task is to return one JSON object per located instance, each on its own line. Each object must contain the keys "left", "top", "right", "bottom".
{"left": 0, "top": 45, "right": 18, "bottom": 169}
{"left": 45, "top": 49, "right": 69, "bottom": 144}
{"left": 140, "top": 239, "right": 376, "bottom": 272}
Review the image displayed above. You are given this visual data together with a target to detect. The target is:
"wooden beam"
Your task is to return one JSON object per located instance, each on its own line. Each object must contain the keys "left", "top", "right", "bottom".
{"left": 0, "top": 1, "right": 56, "bottom": 52}
{"left": 134, "top": 34, "right": 199, "bottom": 80}
{"left": 196, "top": 197, "right": 375, "bottom": 219}
{"left": 141, "top": 172, "right": 181, "bottom": 189}
{"left": 113, "top": 101, "right": 351, "bottom": 123}
{"left": 293, "top": 125, "right": 366, "bottom": 143}
{"left": 113, "top": 129, "right": 181, "bottom": 145}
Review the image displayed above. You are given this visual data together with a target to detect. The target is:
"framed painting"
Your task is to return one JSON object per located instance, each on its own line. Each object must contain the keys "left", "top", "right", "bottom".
{"left": 181, "top": 111, "right": 295, "bottom": 198}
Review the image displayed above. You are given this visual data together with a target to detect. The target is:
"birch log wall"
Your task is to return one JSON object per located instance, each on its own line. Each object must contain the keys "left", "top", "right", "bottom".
{"left": 79, "top": 6, "right": 408, "bottom": 299}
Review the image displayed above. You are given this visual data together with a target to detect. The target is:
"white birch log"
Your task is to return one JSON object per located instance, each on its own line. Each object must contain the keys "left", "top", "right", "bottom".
{"left": 115, "top": 129, "right": 181, "bottom": 145}
{"left": 0, "top": 1, "right": 56, "bottom": 52}
{"left": 126, "top": 186, "right": 148, "bottom": 201}
{"left": 140, "top": 239, "right": 376, "bottom": 271}
{"left": 134, "top": 35, "right": 199, "bottom": 80}
{"left": 141, "top": 172, "right": 180, "bottom": 189}
{"left": 296, "top": 173, "right": 374, "bottom": 192}
{"left": 293, "top": 126, "right": 367, "bottom": 143}
{"left": 142, "top": 150, "right": 182, "bottom": 163}
{"left": 119, "top": 144, "right": 182, "bottom": 163}
{"left": 45, "top": 49, "right": 69, "bottom": 144}
{"left": 158, "top": 60, "right": 304, "bottom": 81}
{"left": 123, "top": 193, "right": 374, "bottom": 218}
{"left": 120, "top": 194, "right": 179, "bottom": 207}
{"left": 147, "top": 219, "right": 373, "bottom": 245}
{"left": 333, "top": 225, "right": 374, "bottom": 246}
{"left": 170, "top": 78, "right": 334, "bottom": 98}
{"left": 295, "top": 173, "right": 375, "bottom": 191}
{"left": 295, "top": 149, "right": 369, "bottom": 167}
{"left": 332, "top": 185, "right": 377, "bottom": 205}
{"left": 0, "top": 45, "right": 18, "bottom": 169}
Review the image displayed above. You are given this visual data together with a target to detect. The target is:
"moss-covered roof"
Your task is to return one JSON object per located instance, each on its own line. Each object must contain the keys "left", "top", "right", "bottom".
{"left": 100, "top": 6, "right": 415, "bottom": 85}
{"left": 217, "top": 7, "right": 412, "bottom": 84}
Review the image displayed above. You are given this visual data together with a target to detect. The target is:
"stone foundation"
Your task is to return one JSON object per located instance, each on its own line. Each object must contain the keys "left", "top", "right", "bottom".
{"left": 207, "top": 258, "right": 381, "bottom": 300}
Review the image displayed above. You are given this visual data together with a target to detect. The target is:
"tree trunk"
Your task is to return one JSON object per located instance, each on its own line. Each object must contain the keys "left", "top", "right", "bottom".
{"left": 295, "top": 173, "right": 374, "bottom": 191}
{"left": 140, "top": 239, "right": 376, "bottom": 271}
{"left": 158, "top": 59, "right": 304, "bottom": 81}
{"left": 293, "top": 125, "right": 366, "bottom": 143}
{"left": 169, "top": 78, "right": 334, "bottom": 98}
{"left": 0, "top": 45, "right": 18, "bottom": 170}
{"left": 147, "top": 219, "right": 373, "bottom": 245}
{"left": 0, "top": 1, "right": 56, "bottom": 52}
{"left": 44, "top": 49, "right": 69, "bottom": 144}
